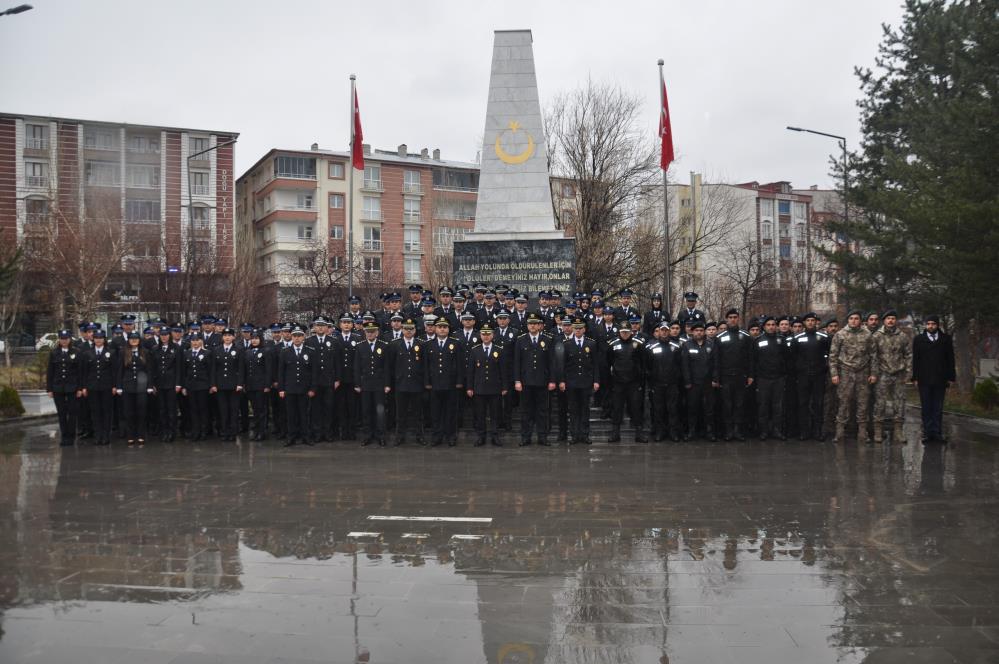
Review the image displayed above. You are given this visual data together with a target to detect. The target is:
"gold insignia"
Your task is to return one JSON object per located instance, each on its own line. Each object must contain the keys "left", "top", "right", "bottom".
{"left": 493, "top": 351, "right": 499, "bottom": 358}
{"left": 376, "top": 348, "right": 382, "bottom": 355}
{"left": 414, "top": 345, "right": 420, "bottom": 352}
{"left": 584, "top": 347, "right": 590, "bottom": 353}
{"left": 448, "top": 343, "right": 454, "bottom": 350}
{"left": 540, "top": 341, "right": 545, "bottom": 348}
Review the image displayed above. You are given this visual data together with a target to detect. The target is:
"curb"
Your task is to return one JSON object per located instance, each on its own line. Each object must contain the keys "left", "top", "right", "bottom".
{"left": 0, "top": 414, "right": 57, "bottom": 430}
{"left": 906, "top": 403, "right": 999, "bottom": 431}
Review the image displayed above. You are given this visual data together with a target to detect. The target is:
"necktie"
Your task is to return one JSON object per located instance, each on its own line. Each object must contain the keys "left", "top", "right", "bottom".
{"left": 406, "top": 342, "right": 411, "bottom": 351}
{"left": 371, "top": 343, "right": 375, "bottom": 352}
{"left": 578, "top": 340, "right": 583, "bottom": 349}
{"left": 296, "top": 348, "right": 300, "bottom": 357}
{"left": 484, "top": 345, "right": 490, "bottom": 355}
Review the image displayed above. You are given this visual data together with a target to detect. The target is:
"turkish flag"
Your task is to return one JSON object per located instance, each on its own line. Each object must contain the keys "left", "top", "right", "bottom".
{"left": 659, "top": 79, "right": 674, "bottom": 170}
{"left": 352, "top": 88, "right": 364, "bottom": 171}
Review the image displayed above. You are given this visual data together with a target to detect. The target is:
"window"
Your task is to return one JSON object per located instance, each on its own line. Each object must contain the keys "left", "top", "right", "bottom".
{"left": 126, "top": 200, "right": 160, "bottom": 223}
{"left": 779, "top": 244, "right": 791, "bottom": 258}
{"left": 761, "top": 221, "right": 772, "bottom": 240}
{"left": 760, "top": 199, "right": 774, "bottom": 218}
{"left": 329, "top": 255, "right": 343, "bottom": 270}
{"left": 680, "top": 198, "right": 690, "bottom": 208}
{"left": 298, "top": 256, "right": 315, "bottom": 270}
{"left": 191, "top": 206, "right": 210, "bottom": 229}
{"left": 190, "top": 137, "right": 208, "bottom": 156}
{"left": 433, "top": 225, "right": 466, "bottom": 248}
{"left": 26, "top": 123, "right": 47, "bottom": 149}
{"left": 128, "top": 165, "right": 160, "bottom": 188}
{"left": 127, "top": 135, "right": 159, "bottom": 154}
{"left": 24, "top": 160, "right": 47, "bottom": 187}
{"left": 364, "top": 164, "right": 381, "bottom": 188}
{"left": 85, "top": 160, "right": 120, "bottom": 186}
{"left": 404, "top": 228, "right": 421, "bottom": 252}
{"left": 793, "top": 201, "right": 807, "bottom": 219}
{"left": 364, "top": 256, "right": 382, "bottom": 273}
{"left": 778, "top": 222, "right": 790, "bottom": 238}
{"left": 190, "top": 170, "right": 210, "bottom": 195}
{"left": 274, "top": 156, "right": 316, "bottom": 179}
{"left": 329, "top": 193, "right": 344, "bottom": 209}
{"left": 25, "top": 198, "right": 48, "bottom": 223}
{"left": 329, "top": 225, "right": 344, "bottom": 240}
{"left": 403, "top": 198, "right": 420, "bottom": 222}
{"left": 362, "top": 195, "right": 381, "bottom": 220}
{"left": 404, "top": 256, "right": 421, "bottom": 282}
{"left": 778, "top": 200, "right": 791, "bottom": 215}
{"left": 561, "top": 183, "right": 575, "bottom": 198}
{"left": 795, "top": 223, "right": 806, "bottom": 240}
{"left": 433, "top": 167, "right": 479, "bottom": 191}
{"left": 328, "top": 161, "right": 345, "bottom": 179}
{"left": 363, "top": 226, "right": 381, "bottom": 250}
{"left": 296, "top": 193, "right": 314, "bottom": 209}
{"left": 84, "top": 129, "right": 116, "bottom": 150}
{"left": 297, "top": 225, "right": 313, "bottom": 240}
{"left": 403, "top": 170, "right": 421, "bottom": 193}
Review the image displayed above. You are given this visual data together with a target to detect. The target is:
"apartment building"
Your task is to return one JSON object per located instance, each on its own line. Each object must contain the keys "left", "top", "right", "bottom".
{"left": 236, "top": 144, "right": 478, "bottom": 313}
{"left": 0, "top": 112, "right": 238, "bottom": 312}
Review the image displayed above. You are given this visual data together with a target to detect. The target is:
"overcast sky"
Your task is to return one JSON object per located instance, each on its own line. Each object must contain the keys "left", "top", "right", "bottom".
{"left": 0, "top": 0, "right": 904, "bottom": 188}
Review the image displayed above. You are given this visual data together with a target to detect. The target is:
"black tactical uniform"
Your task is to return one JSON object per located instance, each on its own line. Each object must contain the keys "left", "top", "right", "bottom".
{"left": 606, "top": 333, "right": 647, "bottom": 442}
{"left": 751, "top": 330, "right": 790, "bottom": 439}
{"left": 47, "top": 339, "right": 82, "bottom": 446}
{"left": 646, "top": 337, "right": 683, "bottom": 441}
{"left": 680, "top": 334, "right": 716, "bottom": 440}
{"left": 791, "top": 325, "right": 831, "bottom": 440}
{"left": 713, "top": 325, "right": 753, "bottom": 440}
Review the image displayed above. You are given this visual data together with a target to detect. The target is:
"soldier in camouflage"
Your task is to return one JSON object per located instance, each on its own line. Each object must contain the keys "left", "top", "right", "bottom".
{"left": 872, "top": 310, "right": 912, "bottom": 445}
{"left": 828, "top": 311, "right": 877, "bottom": 444}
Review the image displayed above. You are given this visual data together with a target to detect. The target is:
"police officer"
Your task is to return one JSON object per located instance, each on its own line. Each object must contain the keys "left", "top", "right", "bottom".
{"left": 466, "top": 324, "right": 508, "bottom": 447}
{"left": 434, "top": 286, "right": 459, "bottom": 330}
{"left": 751, "top": 316, "right": 790, "bottom": 440}
{"left": 387, "top": 318, "right": 427, "bottom": 446}
{"left": 513, "top": 312, "right": 556, "bottom": 446}
{"left": 457, "top": 311, "right": 480, "bottom": 347}
{"left": 676, "top": 292, "right": 705, "bottom": 334}
{"left": 613, "top": 289, "right": 640, "bottom": 326}
{"left": 646, "top": 322, "right": 683, "bottom": 442}
{"left": 81, "top": 329, "right": 116, "bottom": 445}
{"left": 182, "top": 333, "right": 213, "bottom": 441}
{"left": 681, "top": 321, "right": 716, "bottom": 441}
{"left": 557, "top": 317, "right": 600, "bottom": 445}
{"left": 713, "top": 309, "right": 753, "bottom": 441}
{"left": 335, "top": 313, "right": 361, "bottom": 441}
{"left": 48, "top": 329, "right": 82, "bottom": 446}
{"left": 354, "top": 322, "right": 390, "bottom": 447}
{"left": 606, "top": 325, "right": 647, "bottom": 443}
{"left": 116, "top": 332, "right": 153, "bottom": 448}
{"left": 244, "top": 330, "right": 274, "bottom": 441}
{"left": 642, "top": 293, "right": 669, "bottom": 337}
{"left": 791, "top": 312, "right": 830, "bottom": 441}
{"left": 425, "top": 318, "right": 464, "bottom": 447}
{"left": 152, "top": 327, "right": 182, "bottom": 442}
{"left": 211, "top": 328, "right": 245, "bottom": 442}
{"left": 305, "top": 316, "right": 341, "bottom": 443}
{"left": 277, "top": 326, "right": 315, "bottom": 447}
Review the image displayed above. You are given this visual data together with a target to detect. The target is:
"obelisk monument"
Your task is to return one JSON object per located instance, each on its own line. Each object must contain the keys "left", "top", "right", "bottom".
{"left": 453, "top": 29, "right": 575, "bottom": 296}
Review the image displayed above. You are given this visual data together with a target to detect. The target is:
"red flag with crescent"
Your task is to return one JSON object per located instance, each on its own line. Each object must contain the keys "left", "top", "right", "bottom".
{"left": 659, "top": 77, "right": 674, "bottom": 170}
{"left": 351, "top": 88, "right": 364, "bottom": 171}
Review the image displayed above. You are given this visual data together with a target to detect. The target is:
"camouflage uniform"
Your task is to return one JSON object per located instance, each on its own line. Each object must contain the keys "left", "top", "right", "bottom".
{"left": 828, "top": 326, "right": 874, "bottom": 443}
{"left": 872, "top": 326, "right": 912, "bottom": 443}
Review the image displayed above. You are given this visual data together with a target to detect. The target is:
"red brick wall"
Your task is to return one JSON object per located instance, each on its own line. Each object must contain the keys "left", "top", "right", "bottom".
{"left": 164, "top": 132, "right": 182, "bottom": 267}
{"left": 0, "top": 118, "right": 15, "bottom": 237}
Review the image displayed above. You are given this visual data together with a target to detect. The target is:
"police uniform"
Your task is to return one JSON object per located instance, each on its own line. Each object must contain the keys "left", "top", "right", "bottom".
{"left": 116, "top": 337, "right": 152, "bottom": 444}
{"left": 646, "top": 331, "right": 683, "bottom": 441}
{"left": 212, "top": 332, "right": 246, "bottom": 441}
{"left": 354, "top": 327, "right": 390, "bottom": 446}
{"left": 642, "top": 293, "right": 670, "bottom": 337}
{"left": 791, "top": 315, "right": 830, "bottom": 440}
{"left": 182, "top": 340, "right": 213, "bottom": 440}
{"left": 152, "top": 333, "right": 182, "bottom": 441}
{"left": 680, "top": 322, "right": 716, "bottom": 440}
{"left": 305, "top": 318, "right": 342, "bottom": 442}
{"left": 387, "top": 323, "right": 428, "bottom": 446}
{"left": 277, "top": 332, "right": 314, "bottom": 446}
{"left": 47, "top": 332, "right": 82, "bottom": 446}
{"left": 751, "top": 321, "right": 790, "bottom": 440}
{"left": 244, "top": 337, "right": 275, "bottom": 441}
{"left": 606, "top": 330, "right": 647, "bottom": 442}
{"left": 335, "top": 318, "right": 362, "bottom": 440}
{"left": 557, "top": 320, "right": 600, "bottom": 444}
{"left": 466, "top": 326, "right": 508, "bottom": 446}
{"left": 512, "top": 314, "right": 556, "bottom": 446}
{"left": 676, "top": 293, "right": 705, "bottom": 334}
{"left": 81, "top": 336, "right": 116, "bottom": 445}
{"left": 425, "top": 321, "right": 465, "bottom": 446}
{"left": 713, "top": 313, "right": 753, "bottom": 440}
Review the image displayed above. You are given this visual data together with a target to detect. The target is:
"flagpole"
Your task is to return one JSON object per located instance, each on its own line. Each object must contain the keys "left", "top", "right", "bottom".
{"left": 658, "top": 59, "right": 672, "bottom": 313}
{"left": 348, "top": 74, "right": 356, "bottom": 299}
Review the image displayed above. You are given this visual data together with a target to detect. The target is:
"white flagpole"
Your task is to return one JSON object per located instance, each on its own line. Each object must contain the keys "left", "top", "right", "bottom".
{"left": 348, "top": 74, "right": 356, "bottom": 299}
{"left": 658, "top": 59, "right": 672, "bottom": 313}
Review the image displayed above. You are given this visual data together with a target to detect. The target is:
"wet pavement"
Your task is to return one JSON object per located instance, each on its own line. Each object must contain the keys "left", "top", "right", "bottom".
{"left": 1, "top": 414, "right": 998, "bottom": 664}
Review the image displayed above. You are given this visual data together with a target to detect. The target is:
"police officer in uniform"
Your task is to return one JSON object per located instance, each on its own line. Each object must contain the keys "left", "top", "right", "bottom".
{"left": 677, "top": 292, "right": 705, "bottom": 335}
{"left": 182, "top": 334, "right": 213, "bottom": 441}
{"left": 245, "top": 330, "right": 275, "bottom": 441}
{"left": 211, "top": 328, "right": 245, "bottom": 442}
{"left": 646, "top": 322, "right": 683, "bottom": 441}
{"left": 606, "top": 325, "right": 647, "bottom": 443}
{"left": 387, "top": 318, "right": 427, "bottom": 446}
{"left": 152, "top": 327, "right": 182, "bottom": 442}
{"left": 642, "top": 293, "right": 669, "bottom": 337}
{"left": 334, "top": 313, "right": 361, "bottom": 441}
{"left": 751, "top": 316, "right": 790, "bottom": 440}
{"left": 81, "top": 329, "right": 116, "bottom": 445}
{"left": 791, "top": 312, "right": 830, "bottom": 441}
{"left": 466, "top": 324, "right": 508, "bottom": 447}
{"left": 425, "top": 318, "right": 464, "bottom": 447}
{"left": 513, "top": 312, "right": 556, "bottom": 446}
{"left": 277, "top": 327, "right": 315, "bottom": 447}
{"left": 305, "top": 316, "right": 341, "bottom": 443}
{"left": 713, "top": 309, "right": 753, "bottom": 441}
{"left": 681, "top": 321, "right": 716, "bottom": 441}
{"left": 48, "top": 329, "right": 82, "bottom": 446}
{"left": 354, "top": 322, "right": 390, "bottom": 447}
{"left": 558, "top": 317, "right": 600, "bottom": 445}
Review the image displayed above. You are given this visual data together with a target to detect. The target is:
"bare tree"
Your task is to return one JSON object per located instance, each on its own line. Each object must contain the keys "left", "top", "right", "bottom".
{"left": 0, "top": 230, "right": 25, "bottom": 368}
{"left": 717, "top": 229, "right": 780, "bottom": 316}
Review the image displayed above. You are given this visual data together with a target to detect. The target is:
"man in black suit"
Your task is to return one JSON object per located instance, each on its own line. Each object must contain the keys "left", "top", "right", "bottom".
{"left": 912, "top": 314, "right": 956, "bottom": 443}
{"left": 513, "top": 312, "right": 556, "bottom": 446}
{"left": 425, "top": 318, "right": 464, "bottom": 447}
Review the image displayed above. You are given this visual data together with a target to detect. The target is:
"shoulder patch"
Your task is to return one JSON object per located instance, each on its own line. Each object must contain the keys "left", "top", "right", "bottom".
{"left": 739, "top": 330, "right": 750, "bottom": 337}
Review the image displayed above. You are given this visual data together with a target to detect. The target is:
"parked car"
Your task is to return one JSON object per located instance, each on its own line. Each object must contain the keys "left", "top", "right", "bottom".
{"left": 35, "top": 333, "right": 59, "bottom": 351}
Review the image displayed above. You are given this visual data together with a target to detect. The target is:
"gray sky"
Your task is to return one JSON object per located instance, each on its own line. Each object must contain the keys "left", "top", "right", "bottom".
{"left": 0, "top": 0, "right": 904, "bottom": 188}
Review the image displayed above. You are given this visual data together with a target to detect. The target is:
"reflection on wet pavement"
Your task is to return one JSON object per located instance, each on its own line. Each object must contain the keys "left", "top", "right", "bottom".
{"left": 0, "top": 417, "right": 997, "bottom": 663}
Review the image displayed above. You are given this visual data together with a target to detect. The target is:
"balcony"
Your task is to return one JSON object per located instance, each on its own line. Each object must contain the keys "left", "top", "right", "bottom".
{"left": 87, "top": 179, "right": 120, "bottom": 188}
{"left": 83, "top": 140, "right": 118, "bottom": 152}
{"left": 25, "top": 175, "right": 48, "bottom": 188}
{"left": 362, "top": 239, "right": 383, "bottom": 251}
{"left": 26, "top": 137, "right": 48, "bottom": 150}
{"left": 433, "top": 184, "right": 477, "bottom": 193}
{"left": 361, "top": 211, "right": 383, "bottom": 222}
{"left": 191, "top": 184, "right": 211, "bottom": 196}
{"left": 403, "top": 241, "right": 422, "bottom": 252}
{"left": 403, "top": 182, "right": 423, "bottom": 195}
{"left": 276, "top": 171, "right": 317, "bottom": 181}
{"left": 280, "top": 204, "right": 317, "bottom": 212}
{"left": 362, "top": 179, "right": 384, "bottom": 192}
{"left": 403, "top": 213, "right": 421, "bottom": 224}
{"left": 127, "top": 144, "right": 160, "bottom": 154}
{"left": 435, "top": 212, "right": 475, "bottom": 221}
{"left": 127, "top": 181, "right": 160, "bottom": 190}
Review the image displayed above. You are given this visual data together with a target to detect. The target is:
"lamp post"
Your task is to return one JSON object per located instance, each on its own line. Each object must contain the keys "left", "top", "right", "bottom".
{"left": 0, "top": 4, "right": 32, "bottom": 16}
{"left": 185, "top": 137, "right": 237, "bottom": 317}
{"left": 786, "top": 126, "right": 850, "bottom": 312}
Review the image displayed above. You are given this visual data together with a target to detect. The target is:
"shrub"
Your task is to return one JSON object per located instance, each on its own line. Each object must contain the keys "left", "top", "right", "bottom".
{"left": 0, "top": 385, "right": 25, "bottom": 418}
{"left": 972, "top": 378, "right": 999, "bottom": 411}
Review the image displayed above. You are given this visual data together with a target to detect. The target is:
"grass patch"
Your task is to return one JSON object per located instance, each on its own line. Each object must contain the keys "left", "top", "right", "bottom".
{"left": 908, "top": 386, "right": 999, "bottom": 421}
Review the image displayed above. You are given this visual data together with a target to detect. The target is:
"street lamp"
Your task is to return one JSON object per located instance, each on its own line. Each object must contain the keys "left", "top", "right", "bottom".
{"left": 787, "top": 125, "right": 850, "bottom": 312}
{"left": 0, "top": 4, "right": 33, "bottom": 16}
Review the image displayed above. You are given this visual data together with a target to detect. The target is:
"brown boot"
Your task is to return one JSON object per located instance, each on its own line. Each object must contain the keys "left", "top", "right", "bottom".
{"left": 873, "top": 422, "right": 883, "bottom": 444}
{"left": 893, "top": 421, "right": 906, "bottom": 445}
{"left": 834, "top": 424, "right": 846, "bottom": 444}
{"left": 857, "top": 422, "right": 869, "bottom": 446}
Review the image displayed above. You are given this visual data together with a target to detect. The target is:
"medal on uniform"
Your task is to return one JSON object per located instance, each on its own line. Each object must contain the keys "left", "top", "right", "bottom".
{"left": 105, "top": 352, "right": 111, "bottom": 358}
{"left": 70, "top": 354, "right": 75, "bottom": 359}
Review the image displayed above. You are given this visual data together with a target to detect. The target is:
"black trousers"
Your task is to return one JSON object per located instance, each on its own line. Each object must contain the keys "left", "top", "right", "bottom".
{"left": 649, "top": 383, "right": 680, "bottom": 438}
{"left": 359, "top": 390, "right": 386, "bottom": 442}
{"left": 311, "top": 385, "right": 335, "bottom": 440}
{"left": 719, "top": 378, "right": 747, "bottom": 437}
{"left": 77, "top": 393, "right": 92, "bottom": 435}
{"left": 756, "top": 376, "right": 785, "bottom": 437}
{"left": 686, "top": 381, "right": 715, "bottom": 436}
{"left": 611, "top": 381, "right": 643, "bottom": 433}
{"left": 430, "top": 389, "right": 458, "bottom": 443}
{"left": 336, "top": 384, "right": 359, "bottom": 438}
{"left": 122, "top": 391, "right": 147, "bottom": 440}
{"left": 249, "top": 390, "right": 269, "bottom": 436}
{"left": 270, "top": 389, "right": 285, "bottom": 435}
{"left": 520, "top": 385, "right": 550, "bottom": 442}
{"left": 566, "top": 387, "right": 592, "bottom": 442}
{"left": 52, "top": 391, "right": 78, "bottom": 442}
{"left": 187, "top": 389, "right": 210, "bottom": 438}
{"left": 89, "top": 389, "right": 113, "bottom": 442}
{"left": 217, "top": 390, "right": 240, "bottom": 437}
{"left": 239, "top": 392, "right": 250, "bottom": 432}
{"left": 284, "top": 392, "right": 310, "bottom": 441}
{"left": 474, "top": 393, "right": 501, "bottom": 441}
{"left": 555, "top": 388, "right": 569, "bottom": 438}
{"left": 797, "top": 373, "right": 826, "bottom": 438}
{"left": 918, "top": 383, "right": 947, "bottom": 439}
{"left": 158, "top": 389, "right": 177, "bottom": 437}
{"left": 783, "top": 374, "right": 798, "bottom": 437}
{"left": 395, "top": 390, "right": 424, "bottom": 442}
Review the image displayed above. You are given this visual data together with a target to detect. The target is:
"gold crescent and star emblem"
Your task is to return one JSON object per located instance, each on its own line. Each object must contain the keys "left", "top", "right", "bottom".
{"left": 494, "top": 120, "right": 535, "bottom": 164}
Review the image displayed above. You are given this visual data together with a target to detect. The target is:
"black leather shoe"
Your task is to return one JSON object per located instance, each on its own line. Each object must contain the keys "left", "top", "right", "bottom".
{"left": 283, "top": 441, "right": 296, "bottom": 448}
{"left": 491, "top": 438, "right": 502, "bottom": 447}
{"left": 519, "top": 441, "right": 531, "bottom": 447}
{"left": 360, "top": 439, "right": 372, "bottom": 447}
{"left": 607, "top": 434, "right": 621, "bottom": 443}
{"left": 448, "top": 441, "right": 457, "bottom": 447}
{"left": 475, "top": 440, "right": 486, "bottom": 447}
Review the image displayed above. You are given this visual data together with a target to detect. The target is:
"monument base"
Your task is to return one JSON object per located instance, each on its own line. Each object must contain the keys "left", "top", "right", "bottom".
{"left": 453, "top": 237, "right": 576, "bottom": 301}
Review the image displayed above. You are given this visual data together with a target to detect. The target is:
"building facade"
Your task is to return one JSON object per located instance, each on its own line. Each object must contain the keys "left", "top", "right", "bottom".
{"left": 236, "top": 144, "right": 479, "bottom": 314}
{"left": 0, "top": 112, "right": 237, "bottom": 325}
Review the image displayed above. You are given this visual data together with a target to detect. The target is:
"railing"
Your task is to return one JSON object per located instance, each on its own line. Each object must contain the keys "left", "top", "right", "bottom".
{"left": 362, "top": 239, "right": 383, "bottom": 251}
{"left": 362, "top": 179, "right": 384, "bottom": 191}
{"left": 403, "top": 213, "right": 421, "bottom": 223}
{"left": 191, "top": 184, "right": 211, "bottom": 196}
{"left": 128, "top": 180, "right": 160, "bottom": 189}
{"left": 403, "top": 242, "right": 422, "bottom": 252}
{"left": 26, "top": 138, "right": 48, "bottom": 150}
{"left": 84, "top": 140, "right": 118, "bottom": 151}
{"left": 361, "top": 211, "right": 383, "bottom": 221}
{"left": 87, "top": 179, "right": 120, "bottom": 187}
{"left": 435, "top": 212, "right": 475, "bottom": 221}
{"left": 280, "top": 204, "right": 317, "bottom": 212}
{"left": 403, "top": 182, "right": 423, "bottom": 194}
{"left": 25, "top": 212, "right": 47, "bottom": 224}
{"left": 275, "top": 171, "right": 317, "bottom": 180}
{"left": 433, "top": 184, "right": 477, "bottom": 193}
{"left": 127, "top": 144, "right": 160, "bottom": 154}
{"left": 25, "top": 175, "right": 48, "bottom": 188}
